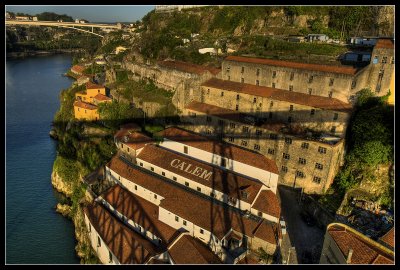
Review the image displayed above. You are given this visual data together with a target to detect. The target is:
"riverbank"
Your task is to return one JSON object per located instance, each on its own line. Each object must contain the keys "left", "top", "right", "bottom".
{"left": 6, "top": 48, "right": 84, "bottom": 59}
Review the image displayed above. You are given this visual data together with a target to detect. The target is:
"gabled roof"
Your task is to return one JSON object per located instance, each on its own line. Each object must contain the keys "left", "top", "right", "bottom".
{"left": 251, "top": 190, "right": 281, "bottom": 219}
{"left": 71, "top": 65, "right": 85, "bottom": 74}
{"left": 158, "top": 60, "right": 221, "bottom": 75}
{"left": 374, "top": 39, "right": 394, "bottom": 49}
{"left": 86, "top": 81, "right": 105, "bottom": 89}
{"left": 225, "top": 55, "right": 358, "bottom": 75}
{"left": 114, "top": 130, "right": 153, "bottom": 150}
{"left": 202, "top": 78, "right": 352, "bottom": 112}
{"left": 158, "top": 126, "right": 279, "bottom": 173}
{"left": 379, "top": 227, "right": 394, "bottom": 249}
{"left": 93, "top": 93, "right": 112, "bottom": 102}
{"left": 73, "top": 100, "right": 98, "bottom": 110}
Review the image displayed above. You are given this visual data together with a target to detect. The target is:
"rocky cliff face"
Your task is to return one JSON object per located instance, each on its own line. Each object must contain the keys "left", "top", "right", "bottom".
{"left": 51, "top": 170, "right": 73, "bottom": 197}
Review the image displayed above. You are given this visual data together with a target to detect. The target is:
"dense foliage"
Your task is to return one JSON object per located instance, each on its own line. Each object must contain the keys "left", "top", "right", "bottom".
{"left": 97, "top": 100, "right": 142, "bottom": 130}
{"left": 36, "top": 12, "right": 74, "bottom": 22}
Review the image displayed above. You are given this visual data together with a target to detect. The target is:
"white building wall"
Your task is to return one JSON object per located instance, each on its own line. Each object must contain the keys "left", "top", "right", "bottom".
{"left": 84, "top": 212, "right": 120, "bottom": 264}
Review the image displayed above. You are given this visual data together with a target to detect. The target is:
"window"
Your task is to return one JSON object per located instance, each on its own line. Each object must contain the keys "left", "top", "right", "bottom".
{"left": 207, "top": 88, "right": 210, "bottom": 94}
{"left": 296, "top": 170, "right": 305, "bottom": 178}
{"left": 185, "top": 182, "right": 189, "bottom": 187}
{"left": 382, "top": 56, "right": 387, "bottom": 64}
{"left": 373, "top": 56, "right": 378, "bottom": 64}
{"left": 288, "top": 116, "right": 292, "bottom": 123}
{"left": 298, "top": 158, "right": 307, "bottom": 165}
{"left": 140, "top": 162, "right": 143, "bottom": 167}
{"left": 318, "top": 147, "right": 327, "bottom": 154}
{"left": 206, "top": 116, "right": 212, "bottom": 122}
{"left": 242, "top": 126, "right": 249, "bottom": 133}
{"left": 175, "top": 216, "right": 179, "bottom": 222}
{"left": 328, "top": 91, "right": 333, "bottom": 98}
{"left": 281, "top": 166, "right": 288, "bottom": 173}
{"left": 331, "top": 126, "right": 336, "bottom": 133}
{"left": 241, "top": 78, "right": 244, "bottom": 83}
{"left": 173, "top": 176, "right": 177, "bottom": 181}
{"left": 289, "top": 85, "right": 293, "bottom": 91}
{"left": 256, "top": 129, "right": 262, "bottom": 136}
{"left": 313, "top": 176, "right": 321, "bottom": 184}
{"left": 236, "top": 94, "right": 240, "bottom": 100}
{"left": 315, "top": 163, "right": 323, "bottom": 170}
{"left": 235, "top": 105, "right": 239, "bottom": 111}
{"left": 282, "top": 153, "right": 290, "bottom": 160}
{"left": 228, "top": 137, "right": 235, "bottom": 142}
{"left": 254, "top": 144, "right": 260, "bottom": 151}
{"left": 206, "top": 130, "right": 211, "bottom": 135}
{"left": 270, "top": 101, "right": 274, "bottom": 108}
{"left": 184, "top": 146, "right": 188, "bottom": 154}
{"left": 241, "top": 140, "right": 248, "bottom": 147}
{"left": 290, "top": 72, "right": 294, "bottom": 81}
{"left": 289, "top": 105, "right": 293, "bottom": 111}
{"left": 272, "top": 83, "right": 276, "bottom": 88}
{"left": 301, "top": 142, "right": 309, "bottom": 149}
{"left": 253, "top": 97, "right": 257, "bottom": 103}
{"left": 285, "top": 137, "right": 292, "bottom": 144}
{"left": 308, "top": 88, "right": 312, "bottom": 95}
{"left": 97, "top": 236, "right": 101, "bottom": 247}
{"left": 256, "top": 69, "right": 260, "bottom": 76}
{"left": 218, "top": 119, "right": 224, "bottom": 125}
{"left": 183, "top": 220, "right": 187, "bottom": 226}
{"left": 256, "top": 80, "right": 259, "bottom": 86}
{"left": 127, "top": 148, "right": 129, "bottom": 152}
{"left": 162, "top": 171, "right": 165, "bottom": 176}
{"left": 154, "top": 194, "right": 157, "bottom": 199}
{"left": 89, "top": 224, "right": 91, "bottom": 233}
{"left": 197, "top": 187, "right": 201, "bottom": 192}
{"left": 150, "top": 167, "right": 154, "bottom": 171}
{"left": 310, "top": 109, "right": 315, "bottom": 116}
{"left": 308, "top": 75, "right": 313, "bottom": 83}
{"left": 135, "top": 185, "right": 137, "bottom": 190}
{"left": 391, "top": 57, "right": 395, "bottom": 64}
{"left": 221, "top": 158, "right": 226, "bottom": 167}
{"left": 241, "top": 66, "right": 244, "bottom": 73}
{"left": 230, "top": 123, "right": 236, "bottom": 128}
{"left": 333, "top": 113, "right": 338, "bottom": 120}
{"left": 210, "top": 192, "right": 215, "bottom": 198}
{"left": 351, "top": 80, "right": 357, "bottom": 89}
{"left": 272, "top": 71, "right": 276, "bottom": 78}
{"left": 221, "top": 91, "right": 224, "bottom": 97}
{"left": 258, "top": 211, "right": 263, "bottom": 217}
{"left": 269, "top": 112, "right": 273, "bottom": 119}
{"left": 329, "top": 78, "right": 334, "bottom": 86}
{"left": 269, "top": 133, "right": 277, "bottom": 140}
{"left": 268, "top": 148, "right": 275, "bottom": 155}
{"left": 200, "top": 229, "right": 204, "bottom": 234}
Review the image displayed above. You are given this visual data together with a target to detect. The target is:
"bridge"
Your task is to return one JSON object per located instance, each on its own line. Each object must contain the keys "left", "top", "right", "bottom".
{"left": 5, "top": 20, "right": 121, "bottom": 38}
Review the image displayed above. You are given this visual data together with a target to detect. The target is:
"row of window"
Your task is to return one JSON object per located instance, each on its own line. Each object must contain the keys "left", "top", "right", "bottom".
{"left": 373, "top": 56, "right": 394, "bottom": 64}
{"left": 280, "top": 166, "right": 322, "bottom": 184}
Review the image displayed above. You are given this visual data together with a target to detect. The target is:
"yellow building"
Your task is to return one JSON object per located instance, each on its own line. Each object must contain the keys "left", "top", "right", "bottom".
{"left": 92, "top": 93, "right": 112, "bottom": 105}
{"left": 388, "top": 69, "right": 394, "bottom": 105}
{"left": 73, "top": 100, "right": 99, "bottom": 121}
{"left": 75, "top": 82, "right": 107, "bottom": 103}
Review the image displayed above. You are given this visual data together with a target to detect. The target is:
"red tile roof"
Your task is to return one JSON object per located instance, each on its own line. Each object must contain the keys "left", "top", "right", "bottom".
{"left": 71, "top": 65, "right": 85, "bottom": 74}
{"left": 379, "top": 227, "right": 394, "bottom": 249}
{"left": 106, "top": 156, "right": 278, "bottom": 243}
{"left": 202, "top": 78, "right": 353, "bottom": 112}
{"left": 86, "top": 81, "right": 105, "bottom": 89}
{"left": 158, "top": 127, "right": 279, "bottom": 173}
{"left": 168, "top": 234, "right": 222, "bottom": 264}
{"left": 327, "top": 223, "right": 394, "bottom": 264}
{"left": 73, "top": 100, "right": 98, "bottom": 110}
{"left": 225, "top": 55, "right": 358, "bottom": 75}
{"left": 158, "top": 60, "right": 221, "bottom": 75}
{"left": 100, "top": 184, "right": 179, "bottom": 246}
{"left": 374, "top": 39, "right": 394, "bottom": 49}
{"left": 252, "top": 220, "right": 278, "bottom": 245}
{"left": 93, "top": 93, "right": 112, "bottom": 102}
{"left": 251, "top": 190, "right": 281, "bottom": 219}
{"left": 137, "top": 144, "right": 264, "bottom": 204}
{"left": 83, "top": 202, "right": 160, "bottom": 264}
{"left": 114, "top": 130, "right": 153, "bottom": 150}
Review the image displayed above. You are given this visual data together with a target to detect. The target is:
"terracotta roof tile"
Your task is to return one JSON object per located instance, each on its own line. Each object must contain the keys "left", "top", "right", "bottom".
{"left": 137, "top": 144, "right": 264, "bottom": 204}
{"left": 168, "top": 234, "right": 222, "bottom": 264}
{"left": 202, "top": 78, "right": 352, "bottom": 112}
{"left": 114, "top": 131, "right": 153, "bottom": 150}
{"left": 253, "top": 220, "right": 278, "bottom": 245}
{"left": 379, "top": 227, "right": 394, "bottom": 249}
{"left": 374, "top": 39, "right": 394, "bottom": 49}
{"left": 73, "top": 100, "right": 98, "bottom": 110}
{"left": 328, "top": 224, "right": 394, "bottom": 264}
{"left": 71, "top": 65, "right": 85, "bottom": 74}
{"left": 93, "top": 93, "right": 112, "bottom": 101}
{"left": 158, "top": 127, "right": 278, "bottom": 173}
{"left": 83, "top": 202, "right": 159, "bottom": 264}
{"left": 106, "top": 156, "right": 278, "bottom": 243}
{"left": 158, "top": 60, "right": 221, "bottom": 75}
{"left": 86, "top": 81, "right": 105, "bottom": 89}
{"left": 252, "top": 190, "right": 281, "bottom": 219}
{"left": 225, "top": 55, "right": 358, "bottom": 75}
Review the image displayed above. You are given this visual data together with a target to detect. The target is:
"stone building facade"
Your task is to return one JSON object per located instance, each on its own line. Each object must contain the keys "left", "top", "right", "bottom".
{"left": 182, "top": 101, "right": 345, "bottom": 194}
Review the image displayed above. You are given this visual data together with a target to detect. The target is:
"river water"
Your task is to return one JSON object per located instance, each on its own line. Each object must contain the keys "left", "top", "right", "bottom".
{"left": 6, "top": 54, "right": 80, "bottom": 264}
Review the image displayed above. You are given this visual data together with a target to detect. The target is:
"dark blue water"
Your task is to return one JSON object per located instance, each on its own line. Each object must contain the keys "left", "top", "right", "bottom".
{"left": 6, "top": 54, "right": 80, "bottom": 264}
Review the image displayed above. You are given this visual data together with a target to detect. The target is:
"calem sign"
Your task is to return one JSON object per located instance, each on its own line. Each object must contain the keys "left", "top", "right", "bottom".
{"left": 170, "top": 159, "right": 212, "bottom": 181}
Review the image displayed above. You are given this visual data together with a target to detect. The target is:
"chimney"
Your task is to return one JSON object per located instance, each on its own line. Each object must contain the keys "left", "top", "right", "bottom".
{"left": 346, "top": 249, "right": 353, "bottom": 264}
